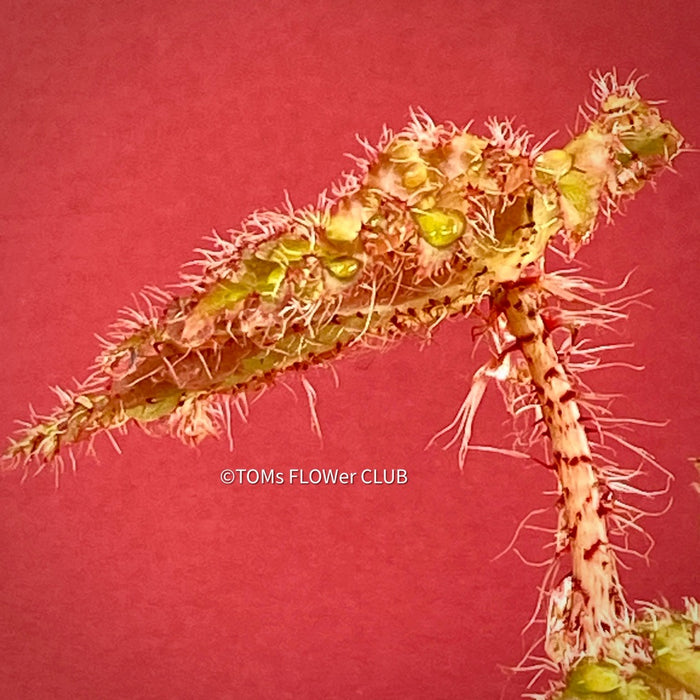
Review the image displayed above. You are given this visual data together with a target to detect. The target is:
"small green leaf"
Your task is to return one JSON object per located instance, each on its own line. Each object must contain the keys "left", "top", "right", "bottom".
{"left": 243, "top": 257, "right": 286, "bottom": 296}
{"left": 196, "top": 279, "right": 250, "bottom": 315}
{"left": 124, "top": 389, "right": 182, "bottom": 423}
{"left": 270, "top": 237, "right": 313, "bottom": 263}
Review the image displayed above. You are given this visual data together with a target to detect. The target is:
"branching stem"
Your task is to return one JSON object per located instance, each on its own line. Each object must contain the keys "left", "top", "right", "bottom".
{"left": 499, "top": 282, "right": 629, "bottom": 662}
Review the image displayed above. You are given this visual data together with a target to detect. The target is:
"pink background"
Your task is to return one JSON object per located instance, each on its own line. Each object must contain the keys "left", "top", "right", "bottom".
{"left": 1, "top": 2, "right": 698, "bottom": 698}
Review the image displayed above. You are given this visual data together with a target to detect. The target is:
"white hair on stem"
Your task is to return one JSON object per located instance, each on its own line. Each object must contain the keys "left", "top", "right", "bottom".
{"left": 425, "top": 267, "right": 680, "bottom": 689}
{"left": 300, "top": 376, "right": 323, "bottom": 444}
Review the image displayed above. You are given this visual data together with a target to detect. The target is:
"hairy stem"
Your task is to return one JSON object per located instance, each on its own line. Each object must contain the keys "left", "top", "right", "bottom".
{"left": 499, "top": 282, "right": 628, "bottom": 661}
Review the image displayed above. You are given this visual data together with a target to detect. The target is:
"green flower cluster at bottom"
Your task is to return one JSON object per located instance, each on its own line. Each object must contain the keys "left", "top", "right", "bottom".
{"left": 555, "top": 604, "right": 699, "bottom": 699}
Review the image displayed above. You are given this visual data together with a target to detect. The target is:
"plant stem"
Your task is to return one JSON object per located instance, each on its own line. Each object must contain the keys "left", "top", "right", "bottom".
{"left": 499, "top": 282, "right": 628, "bottom": 661}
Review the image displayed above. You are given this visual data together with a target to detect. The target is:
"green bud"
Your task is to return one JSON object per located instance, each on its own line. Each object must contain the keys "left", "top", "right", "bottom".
{"left": 533, "top": 149, "right": 573, "bottom": 185}
{"left": 558, "top": 169, "right": 600, "bottom": 236}
{"left": 413, "top": 207, "right": 466, "bottom": 247}
{"left": 568, "top": 658, "right": 622, "bottom": 694}
{"left": 650, "top": 621, "right": 700, "bottom": 696}
{"left": 401, "top": 160, "right": 429, "bottom": 189}
{"left": 620, "top": 128, "right": 677, "bottom": 160}
{"left": 622, "top": 679, "right": 659, "bottom": 700}
{"left": 324, "top": 255, "right": 361, "bottom": 280}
